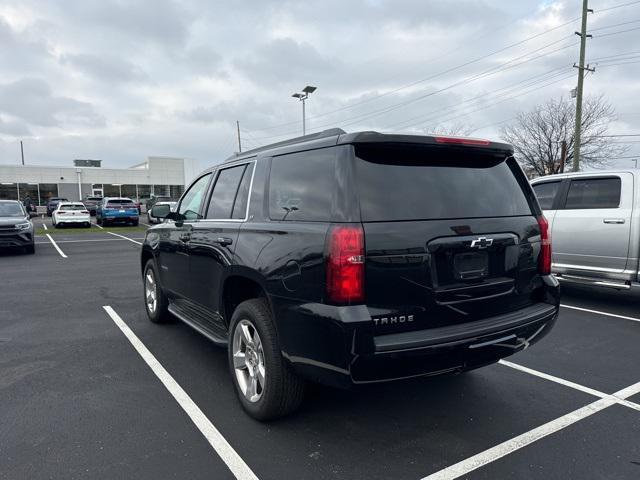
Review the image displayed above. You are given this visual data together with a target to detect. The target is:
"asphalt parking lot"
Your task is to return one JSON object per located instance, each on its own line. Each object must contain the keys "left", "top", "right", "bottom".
{"left": 1, "top": 217, "right": 639, "bottom": 479}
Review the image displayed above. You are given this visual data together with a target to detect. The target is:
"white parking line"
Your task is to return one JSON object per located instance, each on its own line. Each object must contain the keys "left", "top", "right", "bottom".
{"left": 107, "top": 231, "right": 142, "bottom": 245}
{"left": 561, "top": 304, "right": 640, "bottom": 324}
{"left": 102, "top": 306, "right": 259, "bottom": 480}
{"left": 45, "top": 233, "right": 67, "bottom": 258}
{"left": 422, "top": 378, "right": 640, "bottom": 480}
{"left": 140, "top": 221, "right": 151, "bottom": 227}
{"left": 35, "top": 238, "right": 145, "bottom": 245}
{"left": 42, "top": 223, "right": 48, "bottom": 230}
{"left": 94, "top": 223, "right": 104, "bottom": 229}
{"left": 499, "top": 360, "right": 640, "bottom": 412}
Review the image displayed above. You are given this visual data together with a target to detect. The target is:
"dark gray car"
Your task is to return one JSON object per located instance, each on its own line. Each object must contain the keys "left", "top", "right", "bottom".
{"left": 0, "top": 200, "right": 35, "bottom": 254}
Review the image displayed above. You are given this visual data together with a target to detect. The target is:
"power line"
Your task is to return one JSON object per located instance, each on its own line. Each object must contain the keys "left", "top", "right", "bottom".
{"left": 249, "top": 37, "right": 579, "bottom": 141}
{"left": 385, "top": 66, "right": 573, "bottom": 131}
{"left": 595, "top": 26, "right": 640, "bottom": 38}
{"left": 598, "top": 0, "right": 640, "bottom": 13}
{"left": 245, "top": 14, "right": 581, "bottom": 134}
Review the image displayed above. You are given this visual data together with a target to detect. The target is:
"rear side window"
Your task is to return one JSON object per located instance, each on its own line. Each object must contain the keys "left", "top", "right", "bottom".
{"left": 232, "top": 163, "right": 254, "bottom": 219}
{"left": 565, "top": 177, "right": 621, "bottom": 209}
{"left": 206, "top": 164, "right": 246, "bottom": 219}
{"left": 532, "top": 181, "right": 561, "bottom": 210}
{"left": 355, "top": 145, "right": 532, "bottom": 221}
{"left": 269, "top": 149, "right": 335, "bottom": 221}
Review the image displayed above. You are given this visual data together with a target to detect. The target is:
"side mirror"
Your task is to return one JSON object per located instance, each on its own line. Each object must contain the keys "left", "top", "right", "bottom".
{"left": 151, "top": 204, "right": 171, "bottom": 219}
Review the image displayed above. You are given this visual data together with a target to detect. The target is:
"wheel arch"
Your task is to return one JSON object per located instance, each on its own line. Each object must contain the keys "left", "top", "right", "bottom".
{"left": 221, "top": 268, "right": 273, "bottom": 329}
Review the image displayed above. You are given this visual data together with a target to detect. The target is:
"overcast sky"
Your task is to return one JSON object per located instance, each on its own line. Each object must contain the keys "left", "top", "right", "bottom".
{"left": 0, "top": 0, "right": 638, "bottom": 171}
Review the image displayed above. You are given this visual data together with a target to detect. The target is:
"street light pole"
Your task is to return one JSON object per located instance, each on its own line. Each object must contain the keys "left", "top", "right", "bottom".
{"left": 292, "top": 86, "right": 317, "bottom": 136}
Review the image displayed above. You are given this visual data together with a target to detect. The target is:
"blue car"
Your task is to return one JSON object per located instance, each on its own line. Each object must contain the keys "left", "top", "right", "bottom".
{"left": 96, "top": 197, "right": 139, "bottom": 226}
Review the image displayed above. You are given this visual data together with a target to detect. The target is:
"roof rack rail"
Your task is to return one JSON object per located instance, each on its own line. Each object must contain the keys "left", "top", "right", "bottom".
{"left": 225, "top": 128, "right": 346, "bottom": 161}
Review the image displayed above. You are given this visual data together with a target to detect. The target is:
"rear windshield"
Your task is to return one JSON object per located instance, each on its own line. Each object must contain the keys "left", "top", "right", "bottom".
{"left": 59, "top": 204, "right": 86, "bottom": 210}
{"left": 0, "top": 203, "right": 25, "bottom": 217}
{"left": 355, "top": 145, "right": 532, "bottom": 222}
{"left": 107, "top": 200, "right": 135, "bottom": 207}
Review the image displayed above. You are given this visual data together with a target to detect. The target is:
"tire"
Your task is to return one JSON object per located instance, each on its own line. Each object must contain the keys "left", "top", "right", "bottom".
{"left": 25, "top": 244, "right": 35, "bottom": 254}
{"left": 132, "top": 220, "right": 139, "bottom": 227}
{"left": 143, "top": 259, "right": 172, "bottom": 323}
{"left": 228, "top": 298, "right": 305, "bottom": 421}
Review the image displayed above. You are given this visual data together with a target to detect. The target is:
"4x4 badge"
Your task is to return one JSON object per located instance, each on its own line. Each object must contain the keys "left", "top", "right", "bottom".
{"left": 470, "top": 236, "right": 493, "bottom": 249}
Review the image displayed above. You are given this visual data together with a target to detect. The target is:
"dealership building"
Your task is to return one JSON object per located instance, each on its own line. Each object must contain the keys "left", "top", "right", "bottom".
{"left": 0, "top": 156, "right": 200, "bottom": 206}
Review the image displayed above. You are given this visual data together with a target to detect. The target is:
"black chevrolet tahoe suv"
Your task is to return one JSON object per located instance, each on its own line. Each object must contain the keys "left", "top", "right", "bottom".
{"left": 141, "top": 129, "right": 560, "bottom": 420}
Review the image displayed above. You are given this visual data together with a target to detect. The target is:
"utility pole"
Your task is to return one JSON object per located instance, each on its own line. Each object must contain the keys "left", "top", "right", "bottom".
{"left": 236, "top": 120, "right": 242, "bottom": 153}
{"left": 572, "top": 0, "right": 594, "bottom": 172}
{"left": 20, "top": 140, "right": 24, "bottom": 165}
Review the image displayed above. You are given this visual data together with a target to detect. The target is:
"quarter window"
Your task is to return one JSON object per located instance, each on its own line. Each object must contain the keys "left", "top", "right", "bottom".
{"left": 565, "top": 177, "right": 621, "bottom": 209}
{"left": 179, "top": 173, "right": 212, "bottom": 220}
{"left": 232, "top": 163, "right": 254, "bottom": 219}
{"left": 206, "top": 165, "right": 247, "bottom": 219}
{"left": 269, "top": 149, "right": 335, "bottom": 221}
{"left": 532, "top": 181, "right": 561, "bottom": 210}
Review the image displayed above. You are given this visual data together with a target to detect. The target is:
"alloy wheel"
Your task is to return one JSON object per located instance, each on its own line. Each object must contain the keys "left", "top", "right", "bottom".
{"left": 232, "top": 319, "right": 266, "bottom": 403}
{"left": 145, "top": 269, "right": 157, "bottom": 315}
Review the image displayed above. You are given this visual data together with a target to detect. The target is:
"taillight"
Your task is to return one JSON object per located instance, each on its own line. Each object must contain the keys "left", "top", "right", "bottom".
{"left": 537, "top": 215, "right": 552, "bottom": 275}
{"left": 326, "top": 225, "right": 365, "bottom": 304}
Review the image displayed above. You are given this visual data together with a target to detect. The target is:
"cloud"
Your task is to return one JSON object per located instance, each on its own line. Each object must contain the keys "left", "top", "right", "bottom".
{"left": 60, "top": 53, "right": 147, "bottom": 83}
{"left": 0, "top": 0, "right": 637, "bottom": 169}
{"left": 0, "top": 78, "right": 105, "bottom": 128}
{"left": 0, "top": 117, "right": 31, "bottom": 136}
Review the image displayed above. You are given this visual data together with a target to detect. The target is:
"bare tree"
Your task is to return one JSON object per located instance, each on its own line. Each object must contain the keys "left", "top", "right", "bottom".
{"left": 501, "top": 95, "right": 627, "bottom": 177}
{"left": 424, "top": 122, "right": 476, "bottom": 137}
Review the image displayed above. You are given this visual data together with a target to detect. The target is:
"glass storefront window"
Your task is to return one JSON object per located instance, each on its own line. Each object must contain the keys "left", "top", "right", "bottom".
{"left": 121, "top": 184, "right": 137, "bottom": 200}
{"left": 137, "top": 185, "right": 152, "bottom": 202}
{"left": 18, "top": 183, "right": 39, "bottom": 205}
{"left": 170, "top": 185, "right": 185, "bottom": 199}
{"left": 153, "top": 185, "right": 169, "bottom": 196}
{"left": 103, "top": 184, "right": 121, "bottom": 197}
{"left": 0, "top": 183, "right": 18, "bottom": 201}
{"left": 39, "top": 184, "right": 59, "bottom": 205}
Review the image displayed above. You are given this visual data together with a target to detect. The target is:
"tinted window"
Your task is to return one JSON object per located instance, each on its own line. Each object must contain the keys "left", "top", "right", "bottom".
{"left": 532, "top": 181, "right": 561, "bottom": 210}
{"left": 269, "top": 149, "right": 334, "bottom": 221}
{"left": 355, "top": 146, "right": 532, "bottom": 221}
{"left": 232, "top": 163, "right": 254, "bottom": 219}
{"left": 59, "top": 204, "right": 86, "bottom": 210}
{"left": 565, "top": 177, "right": 621, "bottom": 209}
{"left": 179, "top": 173, "right": 212, "bottom": 220}
{"left": 206, "top": 165, "right": 246, "bottom": 219}
{"left": 106, "top": 199, "right": 135, "bottom": 206}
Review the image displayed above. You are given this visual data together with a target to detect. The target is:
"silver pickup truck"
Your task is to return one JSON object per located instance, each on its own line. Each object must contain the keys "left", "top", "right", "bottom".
{"left": 531, "top": 170, "right": 638, "bottom": 290}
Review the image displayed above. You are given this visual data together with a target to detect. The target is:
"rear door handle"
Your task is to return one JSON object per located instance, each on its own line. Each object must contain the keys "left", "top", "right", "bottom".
{"left": 603, "top": 218, "right": 625, "bottom": 224}
{"left": 216, "top": 237, "right": 233, "bottom": 246}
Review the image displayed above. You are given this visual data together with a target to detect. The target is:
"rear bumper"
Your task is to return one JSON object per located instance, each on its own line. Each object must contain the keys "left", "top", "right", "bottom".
{"left": 56, "top": 216, "right": 91, "bottom": 224}
{"left": 276, "top": 291, "right": 559, "bottom": 388}
{"left": 102, "top": 214, "right": 138, "bottom": 222}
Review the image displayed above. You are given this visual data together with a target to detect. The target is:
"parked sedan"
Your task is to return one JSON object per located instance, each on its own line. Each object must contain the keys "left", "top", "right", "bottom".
{"left": 52, "top": 202, "right": 91, "bottom": 228}
{"left": 82, "top": 196, "right": 103, "bottom": 216}
{"left": 0, "top": 200, "right": 35, "bottom": 254}
{"left": 46, "top": 197, "right": 69, "bottom": 217}
{"left": 147, "top": 201, "right": 177, "bottom": 224}
{"left": 96, "top": 197, "right": 139, "bottom": 226}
